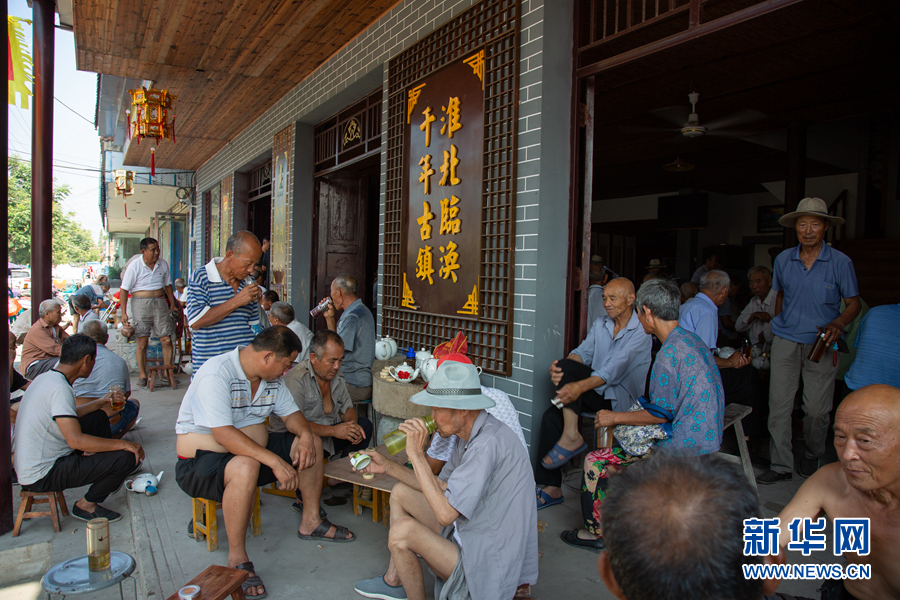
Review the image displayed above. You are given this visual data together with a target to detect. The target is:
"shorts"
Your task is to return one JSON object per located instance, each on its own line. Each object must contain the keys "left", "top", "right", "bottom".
{"left": 109, "top": 399, "right": 140, "bottom": 437}
{"left": 434, "top": 536, "right": 470, "bottom": 600}
{"left": 175, "top": 432, "right": 296, "bottom": 502}
{"left": 129, "top": 296, "right": 175, "bottom": 339}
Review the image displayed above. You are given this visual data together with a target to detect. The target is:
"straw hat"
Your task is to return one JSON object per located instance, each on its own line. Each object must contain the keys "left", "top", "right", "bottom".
{"left": 646, "top": 259, "right": 664, "bottom": 270}
{"left": 778, "top": 197, "right": 844, "bottom": 227}
{"left": 410, "top": 361, "right": 494, "bottom": 410}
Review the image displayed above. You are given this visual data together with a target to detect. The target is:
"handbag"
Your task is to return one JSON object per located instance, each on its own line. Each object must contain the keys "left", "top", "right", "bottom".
{"left": 613, "top": 396, "right": 673, "bottom": 457}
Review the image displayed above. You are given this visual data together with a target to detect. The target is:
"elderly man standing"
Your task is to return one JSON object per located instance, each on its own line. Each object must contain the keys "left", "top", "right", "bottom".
{"left": 175, "top": 326, "right": 347, "bottom": 599}
{"left": 777, "top": 384, "right": 900, "bottom": 600}
{"left": 736, "top": 266, "right": 777, "bottom": 349}
{"left": 267, "top": 301, "right": 312, "bottom": 362}
{"left": 186, "top": 231, "right": 263, "bottom": 373}
{"left": 20, "top": 299, "right": 70, "bottom": 379}
{"left": 279, "top": 330, "right": 372, "bottom": 481}
{"left": 322, "top": 274, "right": 375, "bottom": 404}
{"left": 119, "top": 237, "right": 178, "bottom": 388}
{"left": 75, "top": 321, "right": 140, "bottom": 438}
{"left": 535, "top": 278, "right": 651, "bottom": 510}
{"left": 757, "top": 198, "right": 861, "bottom": 484}
{"left": 353, "top": 361, "right": 538, "bottom": 600}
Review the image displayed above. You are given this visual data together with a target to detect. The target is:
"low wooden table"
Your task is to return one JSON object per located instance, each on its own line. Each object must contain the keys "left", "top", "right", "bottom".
{"left": 323, "top": 444, "right": 409, "bottom": 525}
{"left": 165, "top": 565, "right": 249, "bottom": 600}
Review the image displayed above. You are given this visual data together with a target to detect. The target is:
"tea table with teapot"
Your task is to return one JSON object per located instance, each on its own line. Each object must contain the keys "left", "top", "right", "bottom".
{"left": 323, "top": 444, "right": 410, "bottom": 525}
{"left": 371, "top": 358, "right": 432, "bottom": 440}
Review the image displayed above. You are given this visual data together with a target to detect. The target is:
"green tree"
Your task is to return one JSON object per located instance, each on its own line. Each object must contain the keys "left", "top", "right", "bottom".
{"left": 8, "top": 154, "right": 102, "bottom": 265}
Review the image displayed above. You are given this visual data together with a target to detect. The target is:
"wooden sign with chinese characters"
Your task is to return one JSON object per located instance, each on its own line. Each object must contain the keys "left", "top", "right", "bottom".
{"left": 271, "top": 125, "right": 293, "bottom": 301}
{"left": 402, "top": 55, "right": 484, "bottom": 316}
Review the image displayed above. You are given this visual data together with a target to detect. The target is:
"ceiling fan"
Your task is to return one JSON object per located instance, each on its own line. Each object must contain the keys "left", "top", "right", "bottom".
{"left": 630, "top": 91, "right": 766, "bottom": 140}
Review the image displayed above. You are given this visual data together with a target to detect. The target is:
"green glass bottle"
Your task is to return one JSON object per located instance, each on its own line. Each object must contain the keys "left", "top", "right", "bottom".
{"left": 382, "top": 415, "right": 438, "bottom": 454}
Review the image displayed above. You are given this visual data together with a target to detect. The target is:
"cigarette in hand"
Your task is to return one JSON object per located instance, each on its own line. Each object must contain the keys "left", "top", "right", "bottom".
{"left": 551, "top": 397, "right": 563, "bottom": 409}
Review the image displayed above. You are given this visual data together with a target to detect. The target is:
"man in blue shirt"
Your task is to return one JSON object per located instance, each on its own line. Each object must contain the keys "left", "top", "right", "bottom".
{"left": 757, "top": 197, "right": 860, "bottom": 485}
{"left": 844, "top": 304, "right": 900, "bottom": 391}
{"left": 323, "top": 274, "right": 375, "bottom": 404}
{"left": 535, "top": 278, "right": 652, "bottom": 509}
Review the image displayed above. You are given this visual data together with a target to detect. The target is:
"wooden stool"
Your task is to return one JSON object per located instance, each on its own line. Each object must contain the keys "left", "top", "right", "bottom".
{"left": 718, "top": 404, "right": 758, "bottom": 494}
{"left": 352, "top": 484, "right": 382, "bottom": 524}
{"left": 380, "top": 490, "right": 391, "bottom": 528}
{"left": 165, "top": 565, "right": 248, "bottom": 600}
{"left": 147, "top": 360, "right": 177, "bottom": 392}
{"left": 13, "top": 490, "right": 68, "bottom": 537}
{"left": 192, "top": 488, "right": 261, "bottom": 552}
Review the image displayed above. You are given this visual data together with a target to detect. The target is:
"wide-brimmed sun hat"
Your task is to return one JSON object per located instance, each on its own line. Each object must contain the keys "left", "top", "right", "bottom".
{"left": 778, "top": 197, "right": 845, "bottom": 227}
{"left": 646, "top": 259, "right": 664, "bottom": 270}
{"left": 410, "top": 361, "right": 495, "bottom": 410}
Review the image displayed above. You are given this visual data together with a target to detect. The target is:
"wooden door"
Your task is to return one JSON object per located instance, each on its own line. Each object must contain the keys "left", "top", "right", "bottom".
{"left": 314, "top": 173, "right": 369, "bottom": 330}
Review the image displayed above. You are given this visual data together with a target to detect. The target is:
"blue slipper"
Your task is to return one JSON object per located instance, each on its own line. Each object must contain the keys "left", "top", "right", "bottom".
{"left": 541, "top": 441, "right": 587, "bottom": 470}
{"left": 536, "top": 488, "right": 564, "bottom": 511}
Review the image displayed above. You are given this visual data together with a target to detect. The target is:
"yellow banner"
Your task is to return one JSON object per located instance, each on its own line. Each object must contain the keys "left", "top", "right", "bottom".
{"left": 8, "top": 16, "right": 34, "bottom": 109}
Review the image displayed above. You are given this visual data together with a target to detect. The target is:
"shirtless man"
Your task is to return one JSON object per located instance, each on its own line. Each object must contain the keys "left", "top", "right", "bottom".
{"left": 175, "top": 326, "right": 352, "bottom": 599}
{"left": 777, "top": 384, "right": 900, "bottom": 600}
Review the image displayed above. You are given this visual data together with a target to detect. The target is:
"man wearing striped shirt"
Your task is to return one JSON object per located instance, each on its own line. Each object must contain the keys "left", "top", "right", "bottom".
{"left": 187, "top": 231, "right": 263, "bottom": 374}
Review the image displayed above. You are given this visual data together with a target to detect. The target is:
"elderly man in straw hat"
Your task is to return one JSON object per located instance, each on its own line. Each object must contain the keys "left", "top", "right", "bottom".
{"left": 756, "top": 197, "right": 861, "bottom": 486}
{"left": 352, "top": 361, "right": 538, "bottom": 600}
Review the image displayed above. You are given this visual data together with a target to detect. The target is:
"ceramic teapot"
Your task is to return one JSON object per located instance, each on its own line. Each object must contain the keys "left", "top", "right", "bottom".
{"left": 375, "top": 339, "right": 392, "bottom": 361}
{"left": 415, "top": 347, "right": 433, "bottom": 370}
{"left": 388, "top": 364, "right": 419, "bottom": 383}
{"left": 420, "top": 357, "right": 439, "bottom": 382}
{"left": 125, "top": 471, "right": 164, "bottom": 495}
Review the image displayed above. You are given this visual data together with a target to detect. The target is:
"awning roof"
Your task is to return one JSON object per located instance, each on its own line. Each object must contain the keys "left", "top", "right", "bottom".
{"left": 74, "top": 0, "right": 401, "bottom": 171}
{"left": 106, "top": 183, "right": 181, "bottom": 233}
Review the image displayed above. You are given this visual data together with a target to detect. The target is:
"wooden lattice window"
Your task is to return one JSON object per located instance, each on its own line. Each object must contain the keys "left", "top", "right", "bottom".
{"left": 383, "top": 0, "right": 519, "bottom": 375}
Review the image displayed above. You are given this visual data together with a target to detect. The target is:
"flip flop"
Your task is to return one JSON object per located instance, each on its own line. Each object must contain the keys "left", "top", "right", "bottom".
{"left": 560, "top": 528, "right": 605, "bottom": 553}
{"left": 136, "top": 377, "right": 147, "bottom": 387}
{"left": 541, "top": 441, "right": 587, "bottom": 470}
{"left": 297, "top": 518, "right": 356, "bottom": 543}
{"left": 233, "top": 561, "right": 267, "bottom": 599}
{"left": 536, "top": 488, "right": 564, "bottom": 511}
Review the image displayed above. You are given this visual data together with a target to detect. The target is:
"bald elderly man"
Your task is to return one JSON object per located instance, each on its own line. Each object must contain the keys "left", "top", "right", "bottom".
{"left": 777, "top": 384, "right": 900, "bottom": 600}
{"left": 535, "top": 278, "right": 652, "bottom": 510}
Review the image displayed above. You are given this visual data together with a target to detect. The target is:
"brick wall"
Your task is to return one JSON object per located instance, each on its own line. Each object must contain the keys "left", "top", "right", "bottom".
{"left": 194, "top": 0, "right": 567, "bottom": 453}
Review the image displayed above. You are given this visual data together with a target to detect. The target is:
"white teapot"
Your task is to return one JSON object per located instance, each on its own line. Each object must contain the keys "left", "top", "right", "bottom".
{"left": 375, "top": 339, "right": 392, "bottom": 361}
{"left": 125, "top": 471, "right": 164, "bottom": 496}
{"left": 420, "top": 357, "right": 439, "bottom": 382}
{"left": 388, "top": 364, "right": 419, "bottom": 383}
{"left": 415, "top": 347, "right": 433, "bottom": 371}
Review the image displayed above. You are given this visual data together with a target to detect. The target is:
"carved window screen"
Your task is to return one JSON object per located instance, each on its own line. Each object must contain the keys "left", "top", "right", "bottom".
{"left": 384, "top": 0, "right": 519, "bottom": 375}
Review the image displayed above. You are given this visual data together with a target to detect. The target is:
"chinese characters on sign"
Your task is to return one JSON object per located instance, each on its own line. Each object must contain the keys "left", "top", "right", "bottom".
{"left": 403, "top": 53, "right": 485, "bottom": 316}
{"left": 742, "top": 517, "right": 871, "bottom": 557}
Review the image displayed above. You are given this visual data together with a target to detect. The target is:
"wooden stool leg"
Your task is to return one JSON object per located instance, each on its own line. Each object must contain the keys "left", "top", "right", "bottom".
{"left": 250, "top": 488, "right": 261, "bottom": 537}
{"left": 55, "top": 491, "right": 69, "bottom": 517}
{"left": 12, "top": 495, "right": 31, "bottom": 537}
{"left": 371, "top": 489, "right": 380, "bottom": 524}
{"left": 192, "top": 498, "right": 204, "bottom": 542}
{"left": 382, "top": 491, "right": 390, "bottom": 528}
{"left": 205, "top": 500, "right": 218, "bottom": 552}
{"left": 148, "top": 370, "right": 156, "bottom": 392}
{"left": 734, "top": 420, "right": 758, "bottom": 494}
{"left": 48, "top": 494, "right": 61, "bottom": 532}
{"left": 352, "top": 484, "right": 362, "bottom": 517}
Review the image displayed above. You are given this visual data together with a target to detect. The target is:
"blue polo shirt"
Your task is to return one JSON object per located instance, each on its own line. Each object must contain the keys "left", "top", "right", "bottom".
{"left": 679, "top": 293, "right": 719, "bottom": 350}
{"left": 771, "top": 244, "right": 858, "bottom": 345}
{"left": 844, "top": 304, "right": 900, "bottom": 391}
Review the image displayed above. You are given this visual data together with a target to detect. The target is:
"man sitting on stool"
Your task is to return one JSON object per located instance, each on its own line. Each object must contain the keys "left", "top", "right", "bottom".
{"left": 71, "top": 294, "right": 101, "bottom": 333}
{"left": 275, "top": 330, "right": 372, "bottom": 501}
{"left": 535, "top": 278, "right": 651, "bottom": 510}
{"left": 20, "top": 299, "right": 70, "bottom": 380}
{"left": 353, "top": 361, "right": 538, "bottom": 600}
{"left": 175, "top": 326, "right": 352, "bottom": 599}
{"left": 267, "top": 301, "right": 313, "bottom": 361}
{"left": 74, "top": 321, "right": 140, "bottom": 438}
{"left": 14, "top": 334, "right": 144, "bottom": 522}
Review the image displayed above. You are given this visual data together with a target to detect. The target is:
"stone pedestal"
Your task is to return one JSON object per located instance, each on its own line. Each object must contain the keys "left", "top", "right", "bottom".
{"left": 372, "top": 359, "right": 430, "bottom": 438}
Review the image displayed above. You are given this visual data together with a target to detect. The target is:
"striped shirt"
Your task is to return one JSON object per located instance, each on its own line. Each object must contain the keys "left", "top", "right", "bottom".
{"left": 175, "top": 347, "right": 299, "bottom": 435}
{"left": 187, "top": 258, "right": 259, "bottom": 372}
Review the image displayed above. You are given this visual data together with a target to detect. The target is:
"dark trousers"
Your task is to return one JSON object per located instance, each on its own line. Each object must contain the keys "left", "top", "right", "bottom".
{"left": 534, "top": 359, "right": 611, "bottom": 487}
{"left": 23, "top": 410, "right": 137, "bottom": 503}
{"left": 330, "top": 417, "right": 374, "bottom": 458}
{"left": 720, "top": 366, "right": 768, "bottom": 439}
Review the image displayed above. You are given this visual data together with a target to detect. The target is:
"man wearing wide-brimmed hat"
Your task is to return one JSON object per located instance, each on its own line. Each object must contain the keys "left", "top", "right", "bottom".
{"left": 756, "top": 197, "right": 861, "bottom": 486}
{"left": 353, "top": 361, "right": 538, "bottom": 600}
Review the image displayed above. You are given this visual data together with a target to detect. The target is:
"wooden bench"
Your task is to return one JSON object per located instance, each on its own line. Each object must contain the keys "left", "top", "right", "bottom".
{"left": 718, "top": 404, "right": 758, "bottom": 494}
{"left": 147, "top": 361, "right": 177, "bottom": 392}
{"left": 324, "top": 446, "right": 409, "bottom": 525}
{"left": 13, "top": 490, "right": 68, "bottom": 536}
{"left": 192, "top": 488, "right": 261, "bottom": 552}
{"left": 165, "top": 565, "right": 249, "bottom": 600}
